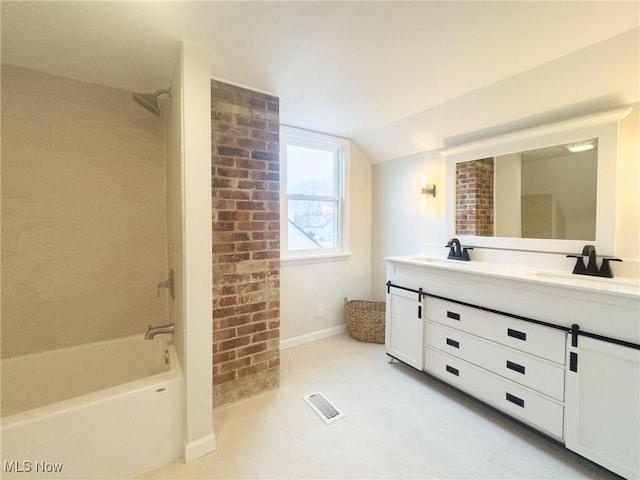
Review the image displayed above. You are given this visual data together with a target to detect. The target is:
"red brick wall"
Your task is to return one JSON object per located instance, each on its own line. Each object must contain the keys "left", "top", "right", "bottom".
{"left": 456, "top": 158, "right": 494, "bottom": 236}
{"left": 211, "top": 80, "right": 280, "bottom": 406}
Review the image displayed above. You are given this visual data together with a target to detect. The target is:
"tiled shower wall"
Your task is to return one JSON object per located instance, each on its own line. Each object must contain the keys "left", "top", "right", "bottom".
{"left": 211, "top": 80, "right": 280, "bottom": 406}
{"left": 1, "top": 65, "right": 169, "bottom": 358}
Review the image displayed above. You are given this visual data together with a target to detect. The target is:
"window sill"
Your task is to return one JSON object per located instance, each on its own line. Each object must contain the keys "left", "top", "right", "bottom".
{"left": 281, "top": 251, "right": 352, "bottom": 267}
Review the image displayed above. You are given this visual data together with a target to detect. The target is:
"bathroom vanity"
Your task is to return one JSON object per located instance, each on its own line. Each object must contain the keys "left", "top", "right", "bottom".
{"left": 385, "top": 256, "right": 640, "bottom": 478}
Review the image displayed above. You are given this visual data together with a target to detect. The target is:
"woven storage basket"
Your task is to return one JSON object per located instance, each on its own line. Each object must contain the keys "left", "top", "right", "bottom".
{"left": 344, "top": 300, "right": 386, "bottom": 344}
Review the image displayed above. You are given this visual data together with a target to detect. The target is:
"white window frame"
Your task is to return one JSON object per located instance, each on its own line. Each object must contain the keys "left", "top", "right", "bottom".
{"left": 280, "top": 126, "right": 351, "bottom": 265}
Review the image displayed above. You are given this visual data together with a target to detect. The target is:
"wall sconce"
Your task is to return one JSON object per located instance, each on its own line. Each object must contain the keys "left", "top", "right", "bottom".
{"left": 420, "top": 175, "right": 437, "bottom": 206}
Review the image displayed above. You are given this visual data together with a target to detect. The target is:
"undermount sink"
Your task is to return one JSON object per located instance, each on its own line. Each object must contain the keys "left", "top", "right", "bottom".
{"left": 410, "top": 256, "right": 474, "bottom": 266}
{"left": 529, "top": 271, "right": 640, "bottom": 295}
{"left": 389, "top": 255, "right": 640, "bottom": 298}
{"left": 530, "top": 271, "right": 639, "bottom": 286}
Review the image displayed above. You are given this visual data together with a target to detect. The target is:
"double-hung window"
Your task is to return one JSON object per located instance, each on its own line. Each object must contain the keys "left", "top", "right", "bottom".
{"left": 281, "top": 126, "right": 350, "bottom": 263}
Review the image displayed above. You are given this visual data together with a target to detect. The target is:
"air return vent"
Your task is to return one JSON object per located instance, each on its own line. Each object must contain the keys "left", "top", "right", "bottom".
{"left": 303, "top": 392, "right": 345, "bottom": 424}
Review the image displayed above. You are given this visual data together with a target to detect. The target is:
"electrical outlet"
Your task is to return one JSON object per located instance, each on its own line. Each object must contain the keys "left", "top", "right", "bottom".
{"left": 316, "top": 304, "right": 324, "bottom": 318}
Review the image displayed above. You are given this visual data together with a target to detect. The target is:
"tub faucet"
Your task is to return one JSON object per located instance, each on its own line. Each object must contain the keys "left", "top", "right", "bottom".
{"left": 144, "top": 323, "right": 175, "bottom": 340}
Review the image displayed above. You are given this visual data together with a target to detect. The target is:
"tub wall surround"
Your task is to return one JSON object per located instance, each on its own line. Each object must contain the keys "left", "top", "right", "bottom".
{"left": 1, "top": 44, "right": 216, "bottom": 468}
{"left": 211, "top": 80, "right": 281, "bottom": 407}
{"left": 1, "top": 65, "right": 169, "bottom": 358}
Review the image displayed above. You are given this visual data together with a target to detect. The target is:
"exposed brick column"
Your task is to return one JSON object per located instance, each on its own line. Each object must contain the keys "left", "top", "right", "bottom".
{"left": 211, "top": 80, "right": 280, "bottom": 406}
{"left": 456, "top": 158, "right": 494, "bottom": 236}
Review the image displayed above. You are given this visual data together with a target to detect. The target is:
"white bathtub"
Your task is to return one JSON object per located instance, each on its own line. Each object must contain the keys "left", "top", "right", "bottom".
{"left": 1, "top": 335, "right": 185, "bottom": 479}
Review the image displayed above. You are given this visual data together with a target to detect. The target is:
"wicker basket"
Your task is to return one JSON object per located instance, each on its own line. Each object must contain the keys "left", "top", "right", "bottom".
{"left": 344, "top": 299, "right": 386, "bottom": 344}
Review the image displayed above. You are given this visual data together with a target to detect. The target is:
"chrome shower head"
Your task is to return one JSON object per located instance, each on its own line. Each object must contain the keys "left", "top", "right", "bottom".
{"left": 132, "top": 89, "right": 171, "bottom": 116}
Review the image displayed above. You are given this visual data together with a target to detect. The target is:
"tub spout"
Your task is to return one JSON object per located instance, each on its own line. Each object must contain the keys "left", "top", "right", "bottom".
{"left": 144, "top": 323, "right": 175, "bottom": 340}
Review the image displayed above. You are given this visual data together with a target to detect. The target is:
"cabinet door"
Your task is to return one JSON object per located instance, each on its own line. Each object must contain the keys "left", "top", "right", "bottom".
{"left": 385, "top": 288, "right": 423, "bottom": 369}
{"left": 565, "top": 336, "right": 640, "bottom": 479}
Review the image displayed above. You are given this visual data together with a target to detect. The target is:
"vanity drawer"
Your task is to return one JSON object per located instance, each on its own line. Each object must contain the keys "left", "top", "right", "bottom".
{"left": 423, "top": 346, "right": 564, "bottom": 439}
{"left": 424, "top": 321, "right": 565, "bottom": 400}
{"left": 426, "top": 298, "right": 566, "bottom": 364}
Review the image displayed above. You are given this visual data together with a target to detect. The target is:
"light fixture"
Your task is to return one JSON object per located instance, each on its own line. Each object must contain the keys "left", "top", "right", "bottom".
{"left": 421, "top": 175, "right": 436, "bottom": 206}
{"left": 565, "top": 141, "right": 595, "bottom": 153}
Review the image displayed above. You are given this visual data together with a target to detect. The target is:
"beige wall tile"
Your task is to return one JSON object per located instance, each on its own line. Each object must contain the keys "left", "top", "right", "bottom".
{"left": 1, "top": 147, "right": 57, "bottom": 199}
{"left": 122, "top": 245, "right": 169, "bottom": 293}
{"left": 1, "top": 91, "right": 53, "bottom": 149}
{"left": 0, "top": 66, "right": 169, "bottom": 357}
{"left": 54, "top": 246, "right": 124, "bottom": 301}
{"left": 51, "top": 101, "right": 120, "bottom": 154}
{"left": 41, "top": 72, "right": 132, "bottom": 113}
{"left": 52, "top": 199, "right": 126, "bottom": 252}
{"left": 120, "top": 288, "right": 168, "bottom": 337}
{"left": 52, "top": 150, "right": 123, "bottom": 203}
{"left": 1, "top": 198, "right": 55, "bottom": 249}
{"left": 1, "top": 245, "right": 57, "bottom": 304}
{"left": 122, "top": 152, "right": 166, "bottom": 204}
{"left": 1, "top": 64, "right": 45, "bottom": 96}
{"left": 0, "top": 301, "right": 57, "bottom": 358}
{"left": 55, "top": 290, "right": 126, "bottom": 347}
{"left": 122, "top": 202, "right": 167, "bottom": 248}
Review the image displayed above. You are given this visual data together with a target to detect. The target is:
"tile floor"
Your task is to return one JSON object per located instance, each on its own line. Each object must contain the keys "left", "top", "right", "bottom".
{"left": 140, "top": 334, "right": 619, "bottom": 479}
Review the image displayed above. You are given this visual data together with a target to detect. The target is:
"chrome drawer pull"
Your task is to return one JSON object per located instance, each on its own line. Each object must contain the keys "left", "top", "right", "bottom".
{"left": 446, "top": 365, "right": 459, "bottom": 376}
{"left": 447, "top": 311, "right": 460, "bottom": 321}
{"left": 506, "top": 360, "right": 526, "bottom": 374}
{"left": 446, "top": 338, "right": 460, "bottom": 349}
{"left": 506, "top": 392, "right": 525, "bottom": 407}
{"left": 507, "top": 328, "right": 527, "bottom": 341}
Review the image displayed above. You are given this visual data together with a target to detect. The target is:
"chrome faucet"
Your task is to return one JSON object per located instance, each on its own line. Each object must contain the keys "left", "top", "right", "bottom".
{"left": 144, "top": 323, "right": 175, "bottom": 340}
{"left": 445, "top": 238, "right": 473, "bottom": 261}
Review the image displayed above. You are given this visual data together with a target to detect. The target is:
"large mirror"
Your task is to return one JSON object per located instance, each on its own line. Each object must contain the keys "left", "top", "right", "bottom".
{"left": 442, "top": 107, "right": 631, "bottom": 255}
{"left": 455, "top": 140, "right": 597, "bottom": 240}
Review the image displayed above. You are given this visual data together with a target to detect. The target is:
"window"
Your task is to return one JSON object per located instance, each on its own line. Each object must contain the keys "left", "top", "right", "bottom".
{"left": 281, "top": 126, "right": 350, "bottom": 263}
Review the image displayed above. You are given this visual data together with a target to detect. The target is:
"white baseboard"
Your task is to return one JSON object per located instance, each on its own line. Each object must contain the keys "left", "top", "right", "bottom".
{"left": 184, "top": 431, "right": 216, "bottom": 462}
{"left": 280, "top": 325, "right": 346, "bottom": 350}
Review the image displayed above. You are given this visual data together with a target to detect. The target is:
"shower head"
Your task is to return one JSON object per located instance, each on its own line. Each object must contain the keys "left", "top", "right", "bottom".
{"left": 132, "top": 89, "right": 171, "bottom": 116}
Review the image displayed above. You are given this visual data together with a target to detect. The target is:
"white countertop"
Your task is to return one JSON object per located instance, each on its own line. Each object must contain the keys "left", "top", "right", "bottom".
{"left": 387, "top": 255, "right": 640, "bottom": 299}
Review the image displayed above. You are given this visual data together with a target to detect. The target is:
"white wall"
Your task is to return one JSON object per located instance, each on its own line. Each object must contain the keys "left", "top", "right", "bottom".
{"left": 371, "top": 150, "right": 446, "bottom": 301}
{"left": 494, "top": 153, "right": 521, "bottom": 237}
{"left": 167, "top": 48, "right": 185, "bottom": 370}
{"left": 616, "top": 105, "right": 640, "bottom": 263}
{"left": 280, "top": 143, "right": 373, "bottom": 347}
{"left": 177, "top": 42, "right": 216, "bottom": 462}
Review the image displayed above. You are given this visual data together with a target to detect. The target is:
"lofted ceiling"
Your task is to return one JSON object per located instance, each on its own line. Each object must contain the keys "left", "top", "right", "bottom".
{"left": 1, "top": 1, "right": 639, "bottom": 162}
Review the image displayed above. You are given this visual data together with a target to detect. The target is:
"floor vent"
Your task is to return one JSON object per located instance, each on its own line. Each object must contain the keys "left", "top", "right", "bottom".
{"left": 303, "top": 392, "right": 345, "bottom": 424}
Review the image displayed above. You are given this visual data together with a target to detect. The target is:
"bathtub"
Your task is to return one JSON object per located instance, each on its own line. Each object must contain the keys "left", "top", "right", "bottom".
{"left": 1, "top": 335, "right": 184, "bottom": 479}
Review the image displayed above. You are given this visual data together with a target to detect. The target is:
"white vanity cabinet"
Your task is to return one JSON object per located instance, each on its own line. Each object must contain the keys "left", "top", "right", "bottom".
{"left": 565, "top": 336, "right": 640, "bottom": 479}
{"left": 386, "top": 257, "right": 640, "bottom": 479}
{"left": 385, "top": 287, "right": 424, "bottom": 369}
{"left": 423, "top": 297, "right": 566, "bottom": 439}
